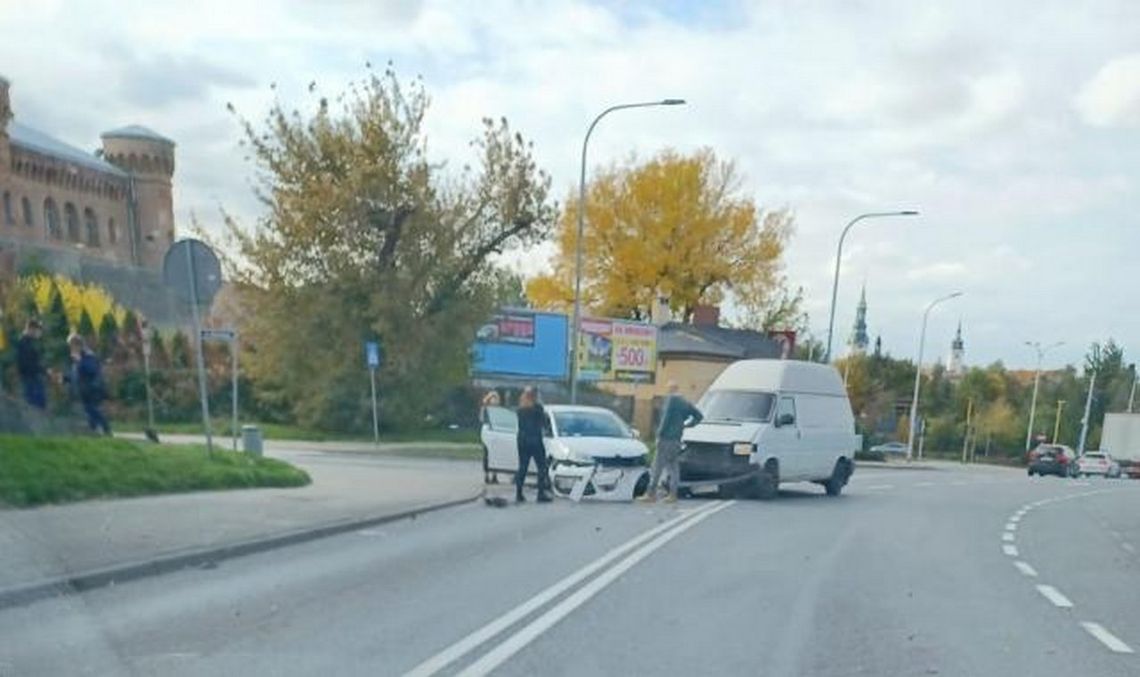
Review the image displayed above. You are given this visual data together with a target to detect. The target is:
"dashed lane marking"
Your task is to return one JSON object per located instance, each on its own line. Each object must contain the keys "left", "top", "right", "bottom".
{"left": 1080, "top": 622, "right": 1134, "bottom": 654}
{"left": 1013, "top": 561, "right": 1038, "bottom": 577}
{"left": 1123, "top": 543, "right": 1136, "bottom": 554}
{"left": 1005, "top": 522, "right": 1018, "bottom": 532}
{"left": 1036, "top": 585, "right": 1074, "bottom": 608}
{"left": 1002, "top": 532, "right": 1016, "bottom": 542}
{"left": 1003, "top": 544, "right": 1019, "bottom": 557}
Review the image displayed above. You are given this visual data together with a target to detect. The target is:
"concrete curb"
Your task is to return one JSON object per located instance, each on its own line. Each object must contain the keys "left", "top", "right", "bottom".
{"left": 0, "top": 489, "right": 483, "bottom": 611}
{"left": 857, "top": 461, "right": 942, "bottom": 472}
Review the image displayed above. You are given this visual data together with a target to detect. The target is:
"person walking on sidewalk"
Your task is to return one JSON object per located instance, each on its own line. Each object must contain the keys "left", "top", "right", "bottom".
{"left": 515, "top": 386, "right": 553, "bottom": 503}
{"left": 65, "top": 333, "right": 111, "bottom": 435}
{"left": 16, "top": 319, "right": 47, "bottom": 409}
{"left": 641, "top": 381, "right": 703, "bottom": 503}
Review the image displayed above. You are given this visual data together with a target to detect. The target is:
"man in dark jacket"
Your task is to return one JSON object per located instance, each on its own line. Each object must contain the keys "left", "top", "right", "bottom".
{"left": 67, "top": 334, "right": 110, "bottom": 435}
{"left": 641, "top": 381, "right": 703, "bottom": 503}
{"left": 16, "top": 319, "right": 46, "bottom": 409}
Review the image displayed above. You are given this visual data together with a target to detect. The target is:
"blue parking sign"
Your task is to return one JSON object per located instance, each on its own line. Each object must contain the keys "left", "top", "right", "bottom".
{"left": 365, "top": 341, "right": 381, "bottom": 368}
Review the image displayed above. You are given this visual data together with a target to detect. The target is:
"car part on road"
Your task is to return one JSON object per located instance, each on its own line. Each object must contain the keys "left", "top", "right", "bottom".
{"left": 823, "top": 458, "right": 852, "bottom": 496}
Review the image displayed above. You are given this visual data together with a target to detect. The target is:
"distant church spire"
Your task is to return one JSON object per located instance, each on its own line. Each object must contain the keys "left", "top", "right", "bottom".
{"left": 947, "top": 319, "right": 965, "bottom": 377}
{"left": 848, "top": 283, "right": 870, "bottom": 354}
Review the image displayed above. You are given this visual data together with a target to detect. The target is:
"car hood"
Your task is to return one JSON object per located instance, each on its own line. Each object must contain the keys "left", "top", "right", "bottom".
{"left": 549, "top": 436, "right": 648, "bottom": 460}
{"left": 682, "top": 420, "right": 767, "bottom": 445}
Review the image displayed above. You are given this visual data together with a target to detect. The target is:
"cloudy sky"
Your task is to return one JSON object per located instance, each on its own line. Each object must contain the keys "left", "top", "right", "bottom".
{"left": 2, "top": 0, "right": 1138, "bottom": 370}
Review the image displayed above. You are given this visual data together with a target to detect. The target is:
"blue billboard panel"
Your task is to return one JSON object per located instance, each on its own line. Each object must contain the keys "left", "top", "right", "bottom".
{"left": 473, "top": 310, "right": 568, "bottom": 379}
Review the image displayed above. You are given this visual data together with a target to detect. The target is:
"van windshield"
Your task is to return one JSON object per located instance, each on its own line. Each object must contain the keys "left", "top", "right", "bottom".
{"left": 697, "top": 390, "right": 775, "bottom": 423}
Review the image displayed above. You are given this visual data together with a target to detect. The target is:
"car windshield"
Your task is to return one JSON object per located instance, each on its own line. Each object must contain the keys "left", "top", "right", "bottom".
{"left": 697, "top": 390, "right": 775, "bottom": 422}
{"left": 552, "top": 411, "right": 629, "bottom": 438}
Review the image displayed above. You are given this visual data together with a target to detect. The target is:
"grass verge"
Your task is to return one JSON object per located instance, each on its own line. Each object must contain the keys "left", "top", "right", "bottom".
{"left": 0, "top": 435, "right": 311, "bottom": 508}
{"left": 115, "top": 421, "right": 480, "bottom": 445}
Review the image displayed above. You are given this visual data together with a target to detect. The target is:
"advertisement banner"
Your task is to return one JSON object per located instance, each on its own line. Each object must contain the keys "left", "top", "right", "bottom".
{"left": 476, "top": 312, "right": 536, "bottom": 346}
{"left": 577, "top": 318, "right": 657, "bottom": 383}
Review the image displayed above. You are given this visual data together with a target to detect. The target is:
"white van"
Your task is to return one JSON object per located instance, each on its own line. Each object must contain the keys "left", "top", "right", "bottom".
{"left": 679, "top": 359, "right": 860, "bottom": 499}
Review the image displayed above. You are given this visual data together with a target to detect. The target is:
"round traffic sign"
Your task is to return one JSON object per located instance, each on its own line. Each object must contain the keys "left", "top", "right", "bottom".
{"left": 163, "top": 239, "right": 222, "bottom": 308}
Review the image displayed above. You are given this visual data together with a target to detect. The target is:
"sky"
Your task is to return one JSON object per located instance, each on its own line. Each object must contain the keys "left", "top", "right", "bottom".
{"left": 1, "top": 0, "right": 1138, "bottom": 370}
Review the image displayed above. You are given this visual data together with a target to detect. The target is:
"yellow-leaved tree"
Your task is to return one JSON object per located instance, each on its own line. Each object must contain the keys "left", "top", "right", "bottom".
{"left": 26, "top": 275, "right": 125, "bottom": 328}
{"left": 527, "top": 148, "right": 798, "bottom": 325}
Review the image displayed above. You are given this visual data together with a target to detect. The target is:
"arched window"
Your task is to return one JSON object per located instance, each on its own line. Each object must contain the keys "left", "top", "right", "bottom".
{"left": 108, "top": 218, "right": 117, "bottom": 244}
{"left": 2, "top": 192, "right": 12, "bottom": 225}
{"left": 65, "top": 202, "right": 80, "bottom": 242}
{"left": 84, "top": 208, "right": 99, "bottom": 246}
{"left": 22, "top": 197, "right": 33, "bottom": 228}
{"left": 44, "top": 198, "right": 61, "bottom": 239}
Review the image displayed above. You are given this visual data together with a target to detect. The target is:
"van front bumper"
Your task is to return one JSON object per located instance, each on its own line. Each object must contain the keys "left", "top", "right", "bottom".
{"left": 678, "top": 441, "right": 758, "bottom": 487}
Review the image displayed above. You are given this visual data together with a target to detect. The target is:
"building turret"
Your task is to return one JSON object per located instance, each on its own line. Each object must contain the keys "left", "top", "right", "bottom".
{"left": 101, "top": 125, "right": 175, "bottom": 268}
{"left": 947, "top": 320, "right": 965, "bottom": 378}
{"left": 848, "top": 284, "right": 870, "bottom": 355}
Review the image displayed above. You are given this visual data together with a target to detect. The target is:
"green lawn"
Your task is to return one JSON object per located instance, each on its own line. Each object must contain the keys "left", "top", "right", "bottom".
{"left": 0, "top": 435, "right": 311, "bottom": 508}
{"left": 116, "top": 420, "right": 480, "bottom": 445}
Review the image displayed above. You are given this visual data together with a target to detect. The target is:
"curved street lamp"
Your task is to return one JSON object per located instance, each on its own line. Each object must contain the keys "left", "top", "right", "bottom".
{"left": 1024, "top": 340, "right": 1065, "bottom": 451}
{"left": 906, "top": 291, "right": 963, "bottom": 461}
{"left": 569, "top": 99, "right": 686, "bottom": 404}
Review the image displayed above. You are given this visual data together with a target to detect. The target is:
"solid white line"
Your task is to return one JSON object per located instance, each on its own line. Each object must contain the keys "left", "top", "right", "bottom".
{"left": 402, "top": 501, "right": 724, "bottom": 677}
{"left": 1013, "top": 561, "right": 1038, "bottom": 577}
{"left": 1122, "top": 543, "right": 1136, "bottom": 554}
{"left": 1002, "top": 532, "right": 1016, "bottom": 542}
{"left": 1036, "top": 585, "right": 1074, "bottom": 608}
{"left": 455, "top": 501, "right": 735, "bottom": 677}
{"left": 1005, "top": 522, "right": 1018, "bottom": 532}
{"left": 1003, "top": 544, "right": 1019, "bottom": 556}
{"left": 1081, "top": 622, "right": 1134, "bottom": 654}
{"left": 865, "top": 484, "right": 894, "bottom": 490}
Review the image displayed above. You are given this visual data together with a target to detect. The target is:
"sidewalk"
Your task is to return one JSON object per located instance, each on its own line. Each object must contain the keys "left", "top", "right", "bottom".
{"left": 0, "top": 443, "right": 483, "bottom": 606}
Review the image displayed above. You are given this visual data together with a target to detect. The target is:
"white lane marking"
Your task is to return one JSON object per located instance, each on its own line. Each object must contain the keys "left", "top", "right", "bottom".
{"left": 1122, "top": 543, "right": 1136, "bottom": 554}
{"left": 1036, "top": 585, "right": 1074, "bottom": 608}
{"left": 1013, "top": 561, "right": 1038, "bottom": 577}
{"left": 454, "top": 501, "right": 735, "bottom": 677}
{"left": 1003, "top": 544, "right": 1019, "bottom": 556}
{"left": 865, "top": 484, "right": 894, "bottom": 491}
{"left": 1080, "top": 622, "right": 1134, "bottom": 654}
{"left": 1002, "top": 532, "right": 1016, "bottom": 542}
{"left": 1010, "top": 514, "right": 1022, "bottom": 523}
{"left": 1005, "top": 522, "right": 1018, "bottom": 532}
{"left": 402, "top": 500, "right": 725, "bottom": 677}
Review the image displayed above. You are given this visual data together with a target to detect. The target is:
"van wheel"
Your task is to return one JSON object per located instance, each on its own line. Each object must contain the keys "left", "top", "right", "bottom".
{"left": 824, "top": 459, "right": 851, "bottom": 497}
{"left": 748, "top": 462, "right": 779, "bottom": 500}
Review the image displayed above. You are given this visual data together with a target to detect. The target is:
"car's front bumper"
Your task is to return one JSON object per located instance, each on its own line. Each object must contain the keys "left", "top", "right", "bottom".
{"left": 549, "top": 462, "right": 648, "bottom": 501}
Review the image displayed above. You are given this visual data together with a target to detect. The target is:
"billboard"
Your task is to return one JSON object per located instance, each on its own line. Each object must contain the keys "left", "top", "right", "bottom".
{"left": 577, "top": 318, "right": 657, "bottom": 383}
{"left": 472, "top": 310, "right": 568, "bottom": 379}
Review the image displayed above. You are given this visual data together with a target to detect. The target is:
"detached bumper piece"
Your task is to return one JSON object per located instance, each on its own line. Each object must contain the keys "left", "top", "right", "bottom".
{"left": 549, "top": 462, "right": 648, "bottom": 502}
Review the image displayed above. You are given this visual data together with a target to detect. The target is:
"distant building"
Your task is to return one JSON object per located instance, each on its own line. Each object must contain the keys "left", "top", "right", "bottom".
{"left": 847, "top": 284, "right": 869, "bottom": 355}
{"left": 0, "top": 76, "right": 175, "bottom": 270}
{"left": 947, "top": 320, "right": 965, "bottom": 378}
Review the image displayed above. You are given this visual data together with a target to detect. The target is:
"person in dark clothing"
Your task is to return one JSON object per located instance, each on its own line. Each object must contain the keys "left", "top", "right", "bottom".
{"left": 66, "top": 334, "right": 111, "bottom": 435}
{"left": 16, "top": 319, "right": 46, "bottom": 409}
{"left": 641, "top": 381, "right": 703, "bottom": 503}
{"left": 515, "top": 386, "right": 553, "bottom": 503}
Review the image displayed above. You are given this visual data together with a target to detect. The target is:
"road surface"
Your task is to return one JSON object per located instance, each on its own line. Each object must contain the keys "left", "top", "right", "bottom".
{"left": 1, "top": 462, "right": 1138, "bottom": 676}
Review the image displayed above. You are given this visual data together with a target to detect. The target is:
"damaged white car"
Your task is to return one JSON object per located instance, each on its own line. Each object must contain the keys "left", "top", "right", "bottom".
{"left": 481, "top": 404, "right": 650, "bottom": 501}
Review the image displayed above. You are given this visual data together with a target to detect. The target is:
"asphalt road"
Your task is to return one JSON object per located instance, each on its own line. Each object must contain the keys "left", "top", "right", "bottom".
{"left": 1, "top": 462, "right": 1138, "bottom": 676}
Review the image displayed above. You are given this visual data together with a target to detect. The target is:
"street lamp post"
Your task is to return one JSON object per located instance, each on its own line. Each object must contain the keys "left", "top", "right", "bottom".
{"left": 570, "top": 98, "right": 686, "bottom": 404}
{"left": 1078, "top": 369, "right": 1097, "bottom": 455}
{"left": 906, "top": 291, "right": 963, "bottom": 461}
{"left": 1129, "top": 366, "right": 1138, "bottom": 413}
{"left": 1024, "top": 340, "right": 1064, "bottom": 451}
{"left": 1053, "top": 399, "right": 1066, "bottom": 444}
{"left": 824, "top": 210, "right": 919, "bottom": 363}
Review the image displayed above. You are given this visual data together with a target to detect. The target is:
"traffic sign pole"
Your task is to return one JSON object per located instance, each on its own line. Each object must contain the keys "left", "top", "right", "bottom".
{"left": 231, "top": 332, "right": 239, "bottom": 452}
{"left": 185, "top": 243, "right": 214, "bottom": 456}
{"left": 370, "top": 367, "right": 379, "bottom": 447}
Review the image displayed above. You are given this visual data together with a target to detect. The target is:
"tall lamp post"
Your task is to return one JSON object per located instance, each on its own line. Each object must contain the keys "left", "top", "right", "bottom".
{"left": 570, "top": 99, "right": 686, "bottom": 404}
{"left": 1024, "top": 340, "right": 1064, "bottom": 451}
{"left": 906, "top": 291, "right": 963, "bottom": 461}
{"left": 824, "top": 210, "right": 919, "bottom": 362}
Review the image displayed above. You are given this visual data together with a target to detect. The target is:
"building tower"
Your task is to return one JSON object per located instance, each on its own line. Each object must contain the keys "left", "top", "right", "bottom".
{"left": 0, "top": 75, "right": 11, "bottom": 173}
{"left": 100, "top": 125, "right": 176, "bottom": 269}
{"left": 947, "top": 320, "right": 965, "bottom": 377}
{"left": 848, "top": 284, "right": 870, "bottom": 355}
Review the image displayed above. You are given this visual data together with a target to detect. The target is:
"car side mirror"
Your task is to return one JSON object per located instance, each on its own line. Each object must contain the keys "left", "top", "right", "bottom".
{"left": 777, "top": 413, "right": 795, "bottom": 427}
{"left": 630, "top": 428, "right": 641, "bottom": 439}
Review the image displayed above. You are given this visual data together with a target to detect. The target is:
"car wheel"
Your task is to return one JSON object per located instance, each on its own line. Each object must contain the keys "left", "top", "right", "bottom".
{"left": 748, "top": 462, "right": 779, "bottom": 500}
{"left": 824, "top": 459, "right": 851, "bottom": 497}
{"left": 632, "top": 471, "right": 650, "bottom": 498}
{"left": 1027, "top": 468, "right": 1034, "bottom": 476}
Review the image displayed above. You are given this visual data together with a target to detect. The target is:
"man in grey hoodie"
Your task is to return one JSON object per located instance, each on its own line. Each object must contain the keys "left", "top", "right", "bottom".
{"left": 641, "top": 381, "right": 703, "bottom": 503}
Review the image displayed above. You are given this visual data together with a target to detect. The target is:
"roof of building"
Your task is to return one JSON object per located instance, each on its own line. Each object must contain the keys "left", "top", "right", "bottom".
{"left": 101, "top": 124, "right": 174, "bottom": 145}
{"left": 658, "top": 322, "right": 782, "bottom": 360}
{"left": 8, "top": 121, "right": 128, "bottom": 177}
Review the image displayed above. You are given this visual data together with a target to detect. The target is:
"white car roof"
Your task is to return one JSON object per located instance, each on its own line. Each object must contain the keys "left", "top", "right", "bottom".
{"left": 544, "top": 404, "right": 618, "bottom": 415}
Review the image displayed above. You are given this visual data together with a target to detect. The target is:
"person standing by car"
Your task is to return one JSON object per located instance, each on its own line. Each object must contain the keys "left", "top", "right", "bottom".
{"left": 65, "top": 333, "right": 111, "bottom": 435}
{"left": 480, "top": 390, "right": 502, "bottom": 484}
{"left": 641, "top": 381, "right": 703, "bottom": 503}
{"left": 16, "top": 319, "right": 46, "bottom": 410}
{"left": 515, "top": 386, "right": 553, "bottom": 503}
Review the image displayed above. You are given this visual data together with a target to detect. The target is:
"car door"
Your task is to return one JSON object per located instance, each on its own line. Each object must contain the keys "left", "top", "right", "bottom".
{"left": 767, "top": 395, "right": 804, "bottom": 480}
{"left": 482, "top": 406, "right": 518, "bottom": 472}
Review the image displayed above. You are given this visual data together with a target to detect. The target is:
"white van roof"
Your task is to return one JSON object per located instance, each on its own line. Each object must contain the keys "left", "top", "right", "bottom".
{"left": 708, "top": 359, "right": 847, "bottom": 397}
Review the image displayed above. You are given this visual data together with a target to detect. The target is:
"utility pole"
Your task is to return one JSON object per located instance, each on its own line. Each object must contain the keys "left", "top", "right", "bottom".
{"left": 1053, "top": 400, "right": 1066, "bottom": 444}
{"left": 1129, "top": 368, "right": 1138, "bottom": 413}
{"left": 1078, "top": 371, "right": 1096, "bottom": 456}
{"left": 962, "top": 398, "right": 973, "bottom": 464}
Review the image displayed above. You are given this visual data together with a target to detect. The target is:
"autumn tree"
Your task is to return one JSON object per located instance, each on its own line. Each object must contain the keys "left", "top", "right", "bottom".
{"left": 526, "top": 148, "right": 796, "bottom": 325}
{"left": 223, "top": 65, "right": 556, "bottom": 430}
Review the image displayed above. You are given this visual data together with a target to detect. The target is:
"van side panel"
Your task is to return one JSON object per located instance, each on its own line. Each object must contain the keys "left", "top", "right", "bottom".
{"left": 786, "top": 392, "right": 855, "bottom": 479}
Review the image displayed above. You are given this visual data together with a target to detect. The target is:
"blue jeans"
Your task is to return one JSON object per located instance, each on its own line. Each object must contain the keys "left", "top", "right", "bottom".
{"left": 82, "top": 399, "right": 111, "bottom": 435}
{"left": 22, "top": 377, "right": 46, "bottom": 409}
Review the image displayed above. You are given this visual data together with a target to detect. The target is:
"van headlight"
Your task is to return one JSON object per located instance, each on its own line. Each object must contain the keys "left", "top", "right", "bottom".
{"left": 732, "top": 442, "right": 754, "bottom": 456}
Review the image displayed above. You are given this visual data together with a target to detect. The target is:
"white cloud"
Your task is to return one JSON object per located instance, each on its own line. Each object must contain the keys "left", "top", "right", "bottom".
{"left": 1075, "top": 54, "right": 1140, "bottom": 127}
